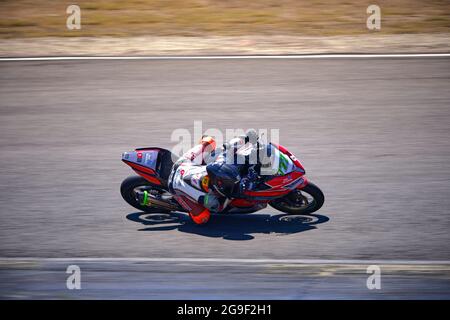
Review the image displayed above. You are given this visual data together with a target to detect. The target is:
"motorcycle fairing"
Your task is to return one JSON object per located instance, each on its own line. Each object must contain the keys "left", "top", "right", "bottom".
{"left": 241, "top": 144, "right": 306, "bottom": 200}
{"left": 122, "top": 147, "right": 175, "bottom": 186}
{"left": 122, "top": 143, "right": 311, "bottom": 210}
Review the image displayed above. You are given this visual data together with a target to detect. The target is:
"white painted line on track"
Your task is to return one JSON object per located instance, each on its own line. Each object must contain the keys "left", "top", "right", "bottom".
{"left": 0, "top": 53, "right": 449, "bottom": 61}
{"left": 0, "top": 257, "right": 449, "bottom": 265}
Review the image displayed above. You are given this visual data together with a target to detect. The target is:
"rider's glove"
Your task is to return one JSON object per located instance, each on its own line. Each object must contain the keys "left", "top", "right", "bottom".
{"left": 239, "top": 177, "right": 251, "bottom": 194}
{"left": 247, "top": 166, "right": 258, "bottom": 180}
{"left": 239, "top": 167, "right": 258, "bottom": 194}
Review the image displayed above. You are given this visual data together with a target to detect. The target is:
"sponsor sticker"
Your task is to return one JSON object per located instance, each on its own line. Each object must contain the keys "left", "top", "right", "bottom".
{"left": 191, "top": 174, "right": 202, "bottom": 189}
{"left": 201, "top": 175, "right": 210, "bottom": 192}
{"left": 145, "top": 153, "right": 155, "bottom": 166}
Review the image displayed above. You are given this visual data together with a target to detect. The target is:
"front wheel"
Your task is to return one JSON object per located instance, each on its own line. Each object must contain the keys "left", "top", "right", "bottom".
{"left": 269, "top": 182, "right": 324, "bottom": 215}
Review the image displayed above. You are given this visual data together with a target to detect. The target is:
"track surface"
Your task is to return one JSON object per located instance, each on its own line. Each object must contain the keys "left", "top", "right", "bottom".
{"left": 1, "top": 259, "right": 449, "bottom": 299}
{"left": 0, "top": 57, "right": 449, "bottom": 298}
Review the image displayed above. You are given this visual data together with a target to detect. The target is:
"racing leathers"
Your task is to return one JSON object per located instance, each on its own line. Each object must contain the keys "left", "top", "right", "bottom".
{"left": 169, "top": 132, "right": 261, "bottom": 224}
{"left": 168, "top": 136, "right": 219, "bottom": 224}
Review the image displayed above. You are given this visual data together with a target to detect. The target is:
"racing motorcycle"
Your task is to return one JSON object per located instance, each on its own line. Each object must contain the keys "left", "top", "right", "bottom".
{"left": 120, "top": 143, "right": 324, "bottom": 217}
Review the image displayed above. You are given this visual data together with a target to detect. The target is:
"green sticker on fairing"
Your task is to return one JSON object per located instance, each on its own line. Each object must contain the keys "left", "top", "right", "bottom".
{"left": 278, "top": 153, "right": 290, "bottom": 175}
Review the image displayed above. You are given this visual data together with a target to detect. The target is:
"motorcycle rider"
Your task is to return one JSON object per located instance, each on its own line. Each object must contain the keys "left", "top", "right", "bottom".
{"left": 169, "top": 129, "right": 261, "bottom": 224}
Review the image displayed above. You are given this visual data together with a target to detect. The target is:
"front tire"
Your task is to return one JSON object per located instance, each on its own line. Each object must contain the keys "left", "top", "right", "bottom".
{"left": 269, "top": 182, "right": 324, "bottom": 215}
{"left": 120, "top": 175, "right": 168, "bottom": 213}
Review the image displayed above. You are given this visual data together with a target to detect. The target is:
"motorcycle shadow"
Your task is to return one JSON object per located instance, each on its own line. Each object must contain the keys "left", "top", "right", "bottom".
{"left": 126, "top": 211, "right": 330, "bottom": 241}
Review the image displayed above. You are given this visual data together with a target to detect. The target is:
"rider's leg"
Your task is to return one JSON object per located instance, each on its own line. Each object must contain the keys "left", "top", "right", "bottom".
{"left": 171, "top": 164, "right": 211, "bottom": 224}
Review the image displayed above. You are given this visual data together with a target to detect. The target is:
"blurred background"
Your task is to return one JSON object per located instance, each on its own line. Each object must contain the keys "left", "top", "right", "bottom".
{"left": 0, "top": 0, "right": 449, "bottom": 55}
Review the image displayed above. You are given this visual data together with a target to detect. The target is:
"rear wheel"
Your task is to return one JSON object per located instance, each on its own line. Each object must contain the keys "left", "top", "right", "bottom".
{"left": 120, "top": 175, "right": 172, "bottom": 213}
{"left": 269, "top": 182, "right": 324, "bottom": 215}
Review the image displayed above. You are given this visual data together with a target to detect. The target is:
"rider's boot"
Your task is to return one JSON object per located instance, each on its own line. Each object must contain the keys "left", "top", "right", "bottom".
{"left": 189, "top": 207, "right": 211, "bottom": 225}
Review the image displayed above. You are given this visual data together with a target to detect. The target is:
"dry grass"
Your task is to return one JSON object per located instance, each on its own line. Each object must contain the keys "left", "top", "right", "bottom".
{"left": 0, "top": 0, "right": 449, "bottom": 38}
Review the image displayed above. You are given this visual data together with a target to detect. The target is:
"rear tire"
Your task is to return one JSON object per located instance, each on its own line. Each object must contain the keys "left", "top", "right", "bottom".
{"left": 120, "top": 175, "right": 169, "bottom": 213}
{"left": 269, "top": 182, "right": 324, "bottom": 215}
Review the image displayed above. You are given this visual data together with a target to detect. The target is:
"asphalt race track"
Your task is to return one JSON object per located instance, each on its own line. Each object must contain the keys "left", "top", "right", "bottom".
{"left": 0, "top": 56, "right": 449, "bottom": 298}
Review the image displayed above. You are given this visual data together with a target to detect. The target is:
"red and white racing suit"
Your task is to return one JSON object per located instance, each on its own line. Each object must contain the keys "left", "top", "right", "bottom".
{"left": 169, "top": 136, "right": 217, "bottom": 224}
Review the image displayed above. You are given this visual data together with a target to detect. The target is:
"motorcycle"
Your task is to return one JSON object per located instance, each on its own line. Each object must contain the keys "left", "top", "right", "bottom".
{"left": 120, "top": 144, "right": 324, "bottom": 217}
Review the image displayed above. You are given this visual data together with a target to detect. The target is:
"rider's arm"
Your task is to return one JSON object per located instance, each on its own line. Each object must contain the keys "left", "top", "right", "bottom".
{"left": 180, "top": 136, "right": 216, "bottom": 165}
